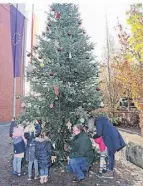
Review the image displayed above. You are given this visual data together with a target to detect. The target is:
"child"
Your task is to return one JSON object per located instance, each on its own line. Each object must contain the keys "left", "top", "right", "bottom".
{"left": 35, "top": 131, "right": 54, "bottom": 184}
{"left": 12, "top": 124, "right": 27, "bottom": 176}
{"left": 24, "top": 123, "right": 39, "bottom": 181}
{"left": 94, "top": 136, "right": 107, "bottom": 177}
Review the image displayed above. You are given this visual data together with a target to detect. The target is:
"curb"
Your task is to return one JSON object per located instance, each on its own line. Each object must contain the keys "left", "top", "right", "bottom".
{"left": 0, "top": 122, "right": 11, "bottom": 127}
{"left": 118, "top": 127, "right": 141, "bottom": 136}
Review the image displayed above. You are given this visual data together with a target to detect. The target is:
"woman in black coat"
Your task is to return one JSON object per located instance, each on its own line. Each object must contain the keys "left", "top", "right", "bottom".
{"left": 93, "top": 115, "right": 126, "bottom": 179}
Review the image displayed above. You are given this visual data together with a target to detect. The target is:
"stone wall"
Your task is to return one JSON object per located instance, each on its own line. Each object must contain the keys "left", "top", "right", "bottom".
{"left": 116, "top": 129, "right": 143, "bottom": 169}
{"left": 126, "top": 142, "right": 143, "bottom": 169}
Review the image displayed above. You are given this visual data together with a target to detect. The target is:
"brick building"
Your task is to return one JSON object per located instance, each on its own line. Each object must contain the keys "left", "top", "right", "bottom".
{"left": 0, "top": 4, "right": 25, "bottom": 123}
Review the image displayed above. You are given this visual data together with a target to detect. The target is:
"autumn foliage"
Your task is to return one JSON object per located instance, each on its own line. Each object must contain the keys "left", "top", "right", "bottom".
{"left": 111, "top": 4, "right": 143, "bottom": 111}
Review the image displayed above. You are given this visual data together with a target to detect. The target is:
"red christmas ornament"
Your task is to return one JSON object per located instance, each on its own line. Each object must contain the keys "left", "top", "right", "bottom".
{"left": 96, "top": 87, "right": 100, "bottom": 91}
{"left": 56, "top": 12, "right": 61, "bottom": 19}
{"left": 53, "top": 86, "right": 59, "bottom": 96}
{"left": 38, "top": 56, "right": 43, "bottom": 59}
{"left": 124, "top": 60, "right": 128, "bottom": 65}
{"left": 119, "top": 24, "right": 122, "bottom": 31}
{"left": 50, "top": 72, "right": 54, "bottom": 76}
{"left": 16, "top": 95, "right": 20, "bottom": 99}
{"left": 140, "top": 103, "right": 143, "bottom": 109}
{"left": 50, "top": 104, "right": 54, "bottom": 108}
{"left": 68, "top": 32, "right": 72, "bottom": 36}
{"left": 34, "top": 46, "right": 39, "bottom": 50}
{"left": 126, "top": 35, "right": 130, "bottom": 40}
{"left": 27, "top": 53, "right": 31, "bottom": 57}
{"left": 57, "top": 48, "right": 62, "bottom": 52}
{"left": 42, "top": 32, "right": 45, "bottom": 36}
{"left": 78, "top": 21, "right": 82, "bottom": 25}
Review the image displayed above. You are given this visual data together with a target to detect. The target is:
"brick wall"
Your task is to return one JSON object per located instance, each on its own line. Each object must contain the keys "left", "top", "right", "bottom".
{"left": 0, "top": 4, "right": 24, "bottom": 122}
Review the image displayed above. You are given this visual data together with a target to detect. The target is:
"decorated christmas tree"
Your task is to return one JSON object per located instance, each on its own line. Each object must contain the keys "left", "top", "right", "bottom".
{"left": 20, "top": 3, "right": 102, "bottom": 164}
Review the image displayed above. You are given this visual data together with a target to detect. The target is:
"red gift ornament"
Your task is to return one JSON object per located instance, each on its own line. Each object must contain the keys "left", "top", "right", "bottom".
{"left": 56, "top": 12, "right": 61, "bottom": 19}
{"left": 57, "top": 48, "right": 62, "bottom": 52}
{"left": 53, "top": 86, "right": 59, "bottom": 96}
{"left": 50, "top": 72, "right": 54, "bottom": 76}
{"left": 50, "top": 104, "right": 54, "bottom": 108}
{"left": 96, "top": 87, "right": 100, "bottom": 91}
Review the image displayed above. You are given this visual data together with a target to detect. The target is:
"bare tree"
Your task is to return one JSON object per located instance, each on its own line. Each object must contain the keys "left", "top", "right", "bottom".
{"left": 100, "top": 15, "right": 124, "bottom": 117}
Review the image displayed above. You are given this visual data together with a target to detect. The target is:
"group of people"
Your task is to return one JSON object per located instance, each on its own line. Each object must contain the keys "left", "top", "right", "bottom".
{"left": 9, "top": 118, "right": 55, "bottom": 184}
{"left": 9, "top": 115, "right": 126, "bottom": 184}
{"left": 66, "top": 115, "right": 126, "bottom": 183}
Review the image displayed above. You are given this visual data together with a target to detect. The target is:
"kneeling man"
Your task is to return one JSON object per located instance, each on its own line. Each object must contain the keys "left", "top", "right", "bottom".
{"left": 67, "top": 124, "right": 94, "bottom": 183}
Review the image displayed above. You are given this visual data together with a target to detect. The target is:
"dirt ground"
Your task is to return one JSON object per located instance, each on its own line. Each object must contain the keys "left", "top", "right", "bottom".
{"left": 0, "top": 124, "right": 143, "bottom": 186}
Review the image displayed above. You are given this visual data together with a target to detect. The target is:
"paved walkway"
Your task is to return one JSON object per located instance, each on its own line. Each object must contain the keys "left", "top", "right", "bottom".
{"left": 0, "top": 124, "right": 143, "bottom": 186}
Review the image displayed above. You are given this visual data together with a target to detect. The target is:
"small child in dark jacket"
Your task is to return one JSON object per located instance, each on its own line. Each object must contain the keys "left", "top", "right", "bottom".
{"left": 12, "top": 124, "right": 27, "bottom": 176}
{"left": 35, "top": 132, "right": 54, "bottom": 184}
{"left": 24, "top": 123, "right": 40, "bottom": 181}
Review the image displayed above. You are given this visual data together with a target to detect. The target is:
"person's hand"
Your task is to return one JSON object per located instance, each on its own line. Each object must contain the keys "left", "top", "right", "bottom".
{"left": 64, "top": 144, "right": 68, "bottom": 151}
{"left": 64, "top": 144, "right": 71, "bottom": 152}
{"left": 67, "top": 156, "right": 70, "bottom": 164}
{"left": 51, "top": 156, "right": 56, "bottom": 163}
{"left": 64, "top": 144, "right": 69, "bottom": 151}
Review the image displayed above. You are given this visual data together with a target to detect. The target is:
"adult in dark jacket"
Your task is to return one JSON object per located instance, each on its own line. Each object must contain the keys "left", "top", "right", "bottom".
{"left": 93, "top": 115, "right": 126, "bottom": 178}
{"left": 67, "top": 124, "right": 94, "bottom": 183}
{"left": 9, "top": 117, "right": 17, "bottom": 138}
{"left": 35, "top": 119, "right": 42, "bottom": 137}
{"left": 35, "top": 132, "right": 54, "bottom": 184}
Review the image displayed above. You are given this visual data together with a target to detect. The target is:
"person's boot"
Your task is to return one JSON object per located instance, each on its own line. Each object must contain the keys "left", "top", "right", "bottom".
{"left": 44, "top": 176, "right": 48, "bottom": 183}
{"left": 83, "top": 170, "right": 89, "bottom": 178}
{"left": 12, "top": 170, "right": 17, "bottom": 175}
{"left": 102, "top": 169, "right": 108, "bottom": 174}
{"left": 102, "top": 170, "right": 114, "bottom": 179}
{"left": 34, "top": 175, "right": 39, "bottom": 180}
{"left": 40, "top": 176, "right": 44, "bottom": 184}
{"left": 72, "top": 178, "right": 84, "bottom": 183}
{"left": 95, "top": 171, "right": 103, "bottom": 178}
{"left": 27, "top": 176, "right": 32, "bottom": 181}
